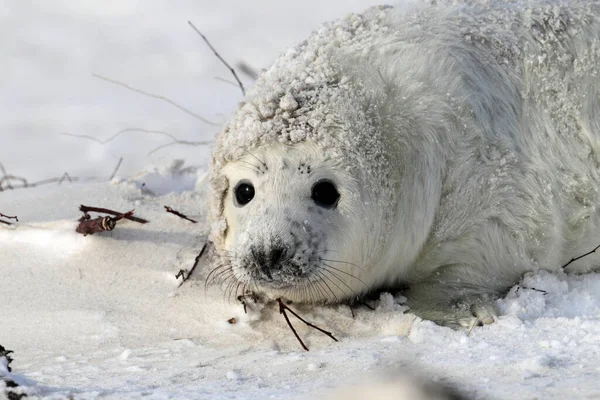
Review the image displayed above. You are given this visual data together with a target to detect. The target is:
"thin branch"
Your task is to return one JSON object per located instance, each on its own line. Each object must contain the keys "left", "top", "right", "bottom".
{"left": 92, "top": 73, "right": 219, "bottom": 126}
{"left": 0, "top": 162, "right": 14, "bottom": 190}
{"left": 62, "top": 127, "right": 179, "bottom": 145}
{"left": 278, "top": 299, "right": 308, "bottom": 351}
{"left": 57, "top": 172, "right": 72, "bottom": 184}
{"left": 215, "top": 76, "right": 240, "bottom": 88}
{"left": 177, "top": 241, "right": 209, "bottom": 287}
{"left": 561, "top": 243, "right": 600, "bottom": 269}
{"left": 188, "top": 21, "right": 245, "bottom": 96}
{"left": 236, "top": 61, "right": 259, "bottom": 80}
{"left": 276, "top": 298, "right": 338, "bottom": 351}
{"left": 0, "top": 162, "right": 79, "bottom": 191}
{"left": 76, "top": 210, "right": 134, "bottom": 236}
{"left": 62, "top": 128, "right": 212, "bottom": 156}
{"left": 109, "top": 157, "right": 123, "bottom": 180}
{"left": 147, "top": 139, "right": 212, "bottom": 155}
{"left": 164, "top": 206, "right": 197, "bottom": 223}
{"left": 0, "top": 213, "right": 18, "bottom": 225}
{"left": 79, "top": 204, "right": 148, "bottom": 224}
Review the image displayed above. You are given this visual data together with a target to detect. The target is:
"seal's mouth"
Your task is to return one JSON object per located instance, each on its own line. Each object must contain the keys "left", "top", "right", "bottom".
{"left": 247, "top": 261, "right": 310, "bottom": 290}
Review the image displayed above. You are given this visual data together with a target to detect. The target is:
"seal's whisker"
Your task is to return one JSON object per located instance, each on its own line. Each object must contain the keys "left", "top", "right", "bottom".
{"left": 244, "top": 149, "right": 267, "bottom": 169}
{"left": 314, "top": 271, "right": 340, "bottom": 302}
{"left": 311, "top": 277, "right": 331, "bottom": 303}
{"left": 321, "top": 263, "right": 369, "bottom": 290}
{"left": 315, "top": 270, "right": 349, "bottom": 299}
{"left": 319, "top": 267, "right": 361, "bottom": 294}
{"left": 238, "top": 160, "right": 261, "bottom": 174}
{"left": 204, "top": 263, "right": 229, "bottom": 288}
{"left": 320, "top": 258, "right": 365, "bottom": 272}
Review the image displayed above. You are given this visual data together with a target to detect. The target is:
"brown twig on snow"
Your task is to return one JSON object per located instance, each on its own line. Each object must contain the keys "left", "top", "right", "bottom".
{"left": 188, "top": 21, "right": 245, "bottom": 96}
{"left": 79, "top": 205, "right": 149, "bottom": 224}
{"left": 176, "top": 241, "right": 209, "bottom": 287}
{"left": 561, "top": 243, "right": 600, "bottom": 269}
{"left": 164, "top": 206, "right": 197, "bottom": 223}
{"left": 109, "top": 157, "right": 123, "bottom": 180}
{"left": 76, "top": 211, "right": 133, "bottom": 236}
{"left": 276, "top": 298, "right": 338, "bottom": 352}
{"left": 0, "top": 213, "right": 18, "bottom": 226}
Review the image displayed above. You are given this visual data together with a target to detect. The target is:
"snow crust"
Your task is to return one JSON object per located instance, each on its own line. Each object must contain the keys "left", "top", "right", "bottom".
{"left": 2, "top": 180, "right": 600, "bottom": 399}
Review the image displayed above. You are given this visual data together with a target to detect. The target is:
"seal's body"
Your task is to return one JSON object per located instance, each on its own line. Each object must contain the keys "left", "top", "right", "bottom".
{"left": 209, "top": 0, "right": 600, "bottom": 327}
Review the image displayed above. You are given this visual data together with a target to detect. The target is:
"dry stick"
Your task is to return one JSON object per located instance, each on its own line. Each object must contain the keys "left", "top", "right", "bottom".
{"left": 176, "top": 241, "right": 209, "bottom": 287}
{"left": 79, "top": 204, "right": 149, "bottom": 224}
{"left": 92, "top": 74, "right": 219, "bottom": 126}
{"left": 561, "top": 243, "right": 600, "bottom": 269}
{"left": 0, "top": 161, "right": 80, "bottom": 191}
{"left": 62, "top": 129, "right": 212, "bottom": 156}
{"left": 76, "top": 211, "right": 133, "bottom": 236}
{"left": 109, "top": 157, "right": 123, "bottom": 180}
{"left": 236, "top": 61, "right": 259, "bottom": 80}
{"left": 0, "top": 162, "right": 14, "bottom": 190}
{"left": 188, "top": 21, "right": 245, "bottom": 96}
{"left": 164, "top": 206, "right": 197, "bottom": 223}
{"left": 0, "top": 213, "right": 18, "bottom": 222}
{"left": 57, "top": 172, "right": 72, "bottom": 184}
{"left": 276, "top": 298, "right": 338, "bottom": 352}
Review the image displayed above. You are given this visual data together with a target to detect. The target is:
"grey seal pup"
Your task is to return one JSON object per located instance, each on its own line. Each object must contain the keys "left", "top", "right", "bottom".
{"left": 208, "top": 0, "right": 600, "bottom": 328}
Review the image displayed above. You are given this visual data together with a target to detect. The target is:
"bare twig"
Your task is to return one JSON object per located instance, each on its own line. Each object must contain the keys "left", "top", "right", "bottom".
{"left": 109, "top": 157, "right": 123, "bottom": 180}
{"left": 79, "top": 204, "right": 148, "bottom": 224}
{"left": 561, "top": 243, "right": 600, "bottom": 269}
{"left": 0, "top": 163, "right": 14, "bottom": 190}
{"left": 62, "top": 128, "right": 212, "bottom": 156}
{"left": 177, "top": 241, "right": 209, "bottom": 287}
{"left": 0, "top": 213, "right": 18, "bottom": 226}
{"left": 188, "top": 21, "right": 245, "bottom": 96}
{"left": 0, "top": 213, "right": 18, "bottom": 222}
{"left": 76, "top": 210, "right": 133, "bottom": 236}
{"left": 516, "top": 286, "right": 549, "bottom": 295}
{"left": 164, "top": 206, "right": 197, "bottom": 223}
{"left": 147, "top": 138, "right": 212, "bottom": 155}
{"left": 236, "top": 61, "right": 259, "bottom": 80}
{"left": 57, "top": 172, "right": 72, "bottom": 184}
{"left": 276, "top": 298, "right": 338, "bottom": 351}
{"left": 0, "top": 162, "right": 80, "bottom": 191}
{"left": 92, "top": 73, "right": 219, "bottom": 126}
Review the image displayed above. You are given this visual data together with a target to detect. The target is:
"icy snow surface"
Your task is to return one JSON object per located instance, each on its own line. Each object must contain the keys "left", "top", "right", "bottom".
{"left": 1, "top": 1, "right": 600, "bottom": 399}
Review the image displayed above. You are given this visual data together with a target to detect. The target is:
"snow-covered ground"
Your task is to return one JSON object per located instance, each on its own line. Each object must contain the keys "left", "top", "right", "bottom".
{"left": 2, "top": 1, "right": 600, "bottom": 399}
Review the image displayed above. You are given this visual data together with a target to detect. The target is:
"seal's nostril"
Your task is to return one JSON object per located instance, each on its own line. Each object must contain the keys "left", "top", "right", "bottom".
{"left": 269, "top": 247, "right": 285, "bottom": 269}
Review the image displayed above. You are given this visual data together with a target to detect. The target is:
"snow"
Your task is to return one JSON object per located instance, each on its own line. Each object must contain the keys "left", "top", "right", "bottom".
{"left": 1, "top": 1, "right": 600, "bottom": 399}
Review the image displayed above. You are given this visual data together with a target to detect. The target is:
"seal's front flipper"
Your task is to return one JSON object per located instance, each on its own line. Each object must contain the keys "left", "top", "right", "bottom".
{"left": 405, "top": 285, "right": 499, "bottom": 331}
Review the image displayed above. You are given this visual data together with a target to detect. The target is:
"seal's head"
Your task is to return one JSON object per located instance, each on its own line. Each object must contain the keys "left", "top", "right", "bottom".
{"left": 208, "top": 7, "right": 422, "bottom": 302}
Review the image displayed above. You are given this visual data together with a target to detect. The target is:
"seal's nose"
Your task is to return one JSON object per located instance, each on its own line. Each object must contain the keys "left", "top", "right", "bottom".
{"left": 252, "top": 245, "right": 287, "bottom": 275}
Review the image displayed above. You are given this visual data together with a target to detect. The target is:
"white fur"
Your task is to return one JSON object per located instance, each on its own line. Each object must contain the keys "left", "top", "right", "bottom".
{"left": 209, "top": 0, "right": 600, "bottom": 327}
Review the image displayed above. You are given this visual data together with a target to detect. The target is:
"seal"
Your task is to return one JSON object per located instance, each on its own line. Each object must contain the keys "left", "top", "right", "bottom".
{"left": 208, "top": 0, "right": 600, "bottom": 328}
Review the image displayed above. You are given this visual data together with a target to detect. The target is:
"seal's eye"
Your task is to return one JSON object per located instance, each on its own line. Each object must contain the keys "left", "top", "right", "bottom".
{"left": 234, "top": 181, "right": 255, "bottom": 207}
{"left": 311, "top": 180, "right": 340, "bottom": 209}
